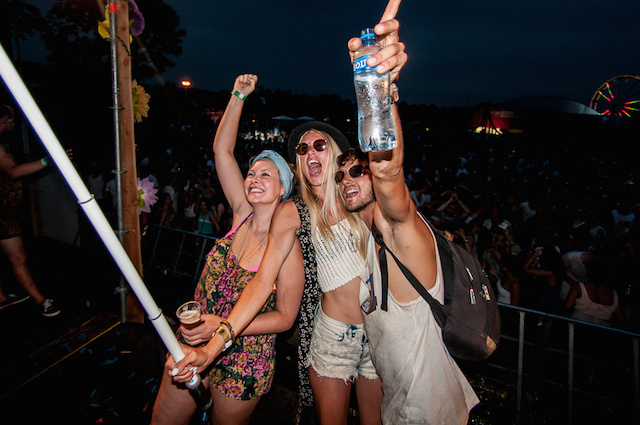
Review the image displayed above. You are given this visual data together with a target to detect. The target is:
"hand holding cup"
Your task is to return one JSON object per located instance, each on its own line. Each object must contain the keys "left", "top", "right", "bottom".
{"left": 176, "top": 301, "right": 202, "bottom": 331}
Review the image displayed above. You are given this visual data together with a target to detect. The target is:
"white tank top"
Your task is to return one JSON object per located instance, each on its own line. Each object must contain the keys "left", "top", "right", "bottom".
{"left": 496, "top": 279, "right": 512, "bottom": 304}
{"left": 360, "top": 216, "right": 479, "bottom": 424}
{"left": 315, "top": 219, "right": 367, "bottom": 293}
{"left": 572, "top": 282, "right": 619, "bottom": 322}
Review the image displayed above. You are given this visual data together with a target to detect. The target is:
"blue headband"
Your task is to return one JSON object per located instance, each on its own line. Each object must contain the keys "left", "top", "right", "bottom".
{"left": 250, "top": 150, "right": 294, "bottom": 200}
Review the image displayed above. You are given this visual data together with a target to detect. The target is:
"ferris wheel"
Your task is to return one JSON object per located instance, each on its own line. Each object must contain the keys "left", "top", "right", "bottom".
{"left": 590, "top": 75, "right": 640, "bottom": 117}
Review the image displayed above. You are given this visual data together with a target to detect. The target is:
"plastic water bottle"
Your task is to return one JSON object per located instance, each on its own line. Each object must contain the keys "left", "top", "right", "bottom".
{"left": 353, "top": 28, "right": 396, "bottom": 152}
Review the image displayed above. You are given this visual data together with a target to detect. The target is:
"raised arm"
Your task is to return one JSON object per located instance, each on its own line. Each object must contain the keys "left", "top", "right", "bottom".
{"left": 213, "top": 74, "right": 258, "bottom": 218}
{"left": 347, "top": 0, "right": 411, "bottom": 223}
{"left": 347, "top": 0, "right": 406, "bottom": 83}
{"left": 368, "top": 104, "right": 413, "bottom": 224}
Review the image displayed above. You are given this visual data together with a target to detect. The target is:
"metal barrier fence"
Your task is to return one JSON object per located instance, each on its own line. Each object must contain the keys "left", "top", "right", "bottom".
{"left": 470, "top": 303, "right": 640, "bottom": 424}
{"left": 140, "top": 223, "right": 640, "bottom": 424}
{"left": 141, "top": 222, "right": 218, "bottom": 286}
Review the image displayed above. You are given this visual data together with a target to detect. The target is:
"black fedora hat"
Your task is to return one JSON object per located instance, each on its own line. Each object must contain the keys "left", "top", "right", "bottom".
{"left": 287, "top": 121, "right": 351, "bottom": 163}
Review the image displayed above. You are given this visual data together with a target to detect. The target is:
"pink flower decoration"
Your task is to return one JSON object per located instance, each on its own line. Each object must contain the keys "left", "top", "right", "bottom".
{"left": 137, "top": 176, "right": 158, "bottom": 214}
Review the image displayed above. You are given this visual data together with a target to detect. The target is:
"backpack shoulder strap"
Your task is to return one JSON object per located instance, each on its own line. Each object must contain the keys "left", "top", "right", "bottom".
{"left": 416, "top": 212, "right": 455, "bottom": 294}
{"left": 371, "top": 217, "right": 447, "bottom": 328}
{"left": 371, "top": 219, "right": 389, "bottom": 311}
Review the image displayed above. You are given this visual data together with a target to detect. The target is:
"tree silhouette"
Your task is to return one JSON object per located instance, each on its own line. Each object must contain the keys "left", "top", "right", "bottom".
{"left": 26, "top": 0, "right": 187, "bottom": 161}
{"left": 0, "top": 0, "right": 44, "bottom": 60}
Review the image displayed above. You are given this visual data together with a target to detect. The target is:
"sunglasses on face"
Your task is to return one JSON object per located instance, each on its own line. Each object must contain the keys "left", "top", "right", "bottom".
{"left": 335, "top": 164, "right": 369, "bottom": 184}
{"left": 295, "top": 139, "right": 327, "bottom": 156}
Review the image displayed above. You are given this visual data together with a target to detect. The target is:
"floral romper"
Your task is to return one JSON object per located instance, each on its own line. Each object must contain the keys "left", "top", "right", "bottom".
{"left": 192, "top": 215, "right": 276, "bottom": 400}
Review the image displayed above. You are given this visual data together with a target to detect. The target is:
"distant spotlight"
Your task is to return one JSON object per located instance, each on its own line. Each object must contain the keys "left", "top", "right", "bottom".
{"left": 181, "top": 80, "right": 192, "bottom": 88}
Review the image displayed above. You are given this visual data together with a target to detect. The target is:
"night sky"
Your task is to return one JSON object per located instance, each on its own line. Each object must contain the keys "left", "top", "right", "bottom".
{"left": 22, "top": 0, "right": 640, "bottom": 107}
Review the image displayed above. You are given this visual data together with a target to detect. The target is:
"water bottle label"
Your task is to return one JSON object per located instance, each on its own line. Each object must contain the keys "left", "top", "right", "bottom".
{"left": 353, "top": 55, "right": 375, "bottom": 76}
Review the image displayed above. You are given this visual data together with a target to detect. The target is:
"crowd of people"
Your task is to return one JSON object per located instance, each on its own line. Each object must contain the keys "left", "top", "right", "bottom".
{"left": 100, "top": 105, "right": 639, "bottom": 331}
{"left": 398, "top": 130, "right": 638, "bottom": 328}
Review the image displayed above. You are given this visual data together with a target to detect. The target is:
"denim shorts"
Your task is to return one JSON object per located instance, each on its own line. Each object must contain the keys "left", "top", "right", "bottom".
{"left": 305, "top": 302, "right": 379, "bottom": 382}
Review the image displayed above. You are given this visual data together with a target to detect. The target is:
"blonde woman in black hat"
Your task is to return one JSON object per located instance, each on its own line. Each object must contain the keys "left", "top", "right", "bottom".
{"left": 288, "top": 120, "right": 381, "bottom": 425}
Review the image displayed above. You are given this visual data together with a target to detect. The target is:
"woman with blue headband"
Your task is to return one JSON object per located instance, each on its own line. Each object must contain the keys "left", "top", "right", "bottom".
{"left": 152, "top": 75, "right": 305, "bottom": 425}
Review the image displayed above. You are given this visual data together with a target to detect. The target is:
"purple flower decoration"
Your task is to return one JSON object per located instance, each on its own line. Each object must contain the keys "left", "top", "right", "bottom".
{"left": 137, "top": 177, "right": 158, "bottom": 214}
{"left": 128, "top": 0, "right": 145, "bottom": 36}
{"left": 98, "top": 1, "right": 145, "bottom": 40}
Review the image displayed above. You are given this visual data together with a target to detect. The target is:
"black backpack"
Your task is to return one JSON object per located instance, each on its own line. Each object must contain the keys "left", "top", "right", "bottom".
{"left": 372, "top": 215, "right": 501, "bottom": 361}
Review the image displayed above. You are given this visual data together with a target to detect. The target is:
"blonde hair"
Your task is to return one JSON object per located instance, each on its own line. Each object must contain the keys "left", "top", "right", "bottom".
{"left": 294, "top": 129, "right": 369, "bottom": 257}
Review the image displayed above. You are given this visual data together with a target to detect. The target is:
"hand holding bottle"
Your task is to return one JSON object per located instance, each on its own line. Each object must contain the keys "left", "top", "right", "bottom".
{"left": 348, "top": 0, "right": 406, "bottom": 83}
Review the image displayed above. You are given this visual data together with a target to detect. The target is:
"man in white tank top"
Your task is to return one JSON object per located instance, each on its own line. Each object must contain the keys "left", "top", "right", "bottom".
{"left": 338, "top": 21, "right": 479, "bottom": 421}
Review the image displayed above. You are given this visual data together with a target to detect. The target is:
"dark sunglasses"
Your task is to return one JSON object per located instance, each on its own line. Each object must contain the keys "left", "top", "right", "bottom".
{"left": 295, "top": 139, "right": 327, "bottom": 156}
{"left": 335, "top": 164, "right": 369, "bottom": 184}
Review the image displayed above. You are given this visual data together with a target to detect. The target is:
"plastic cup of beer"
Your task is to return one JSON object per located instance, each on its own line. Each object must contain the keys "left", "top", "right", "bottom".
{"left": 176, "top": 301, "right": 202, "bottom": 330}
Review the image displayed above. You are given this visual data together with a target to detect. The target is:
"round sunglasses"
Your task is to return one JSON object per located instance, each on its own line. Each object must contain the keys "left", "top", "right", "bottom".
{"left": 295, "top": 139, "right": 327, "bottom": 156}
{"left": 335, "top": 164, "right": 369, "bottom": 184}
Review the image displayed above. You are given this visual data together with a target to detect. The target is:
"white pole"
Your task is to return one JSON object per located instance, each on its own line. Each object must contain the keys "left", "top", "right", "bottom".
{"left": 0, "top": 44, "right": 185, "bottom": 363}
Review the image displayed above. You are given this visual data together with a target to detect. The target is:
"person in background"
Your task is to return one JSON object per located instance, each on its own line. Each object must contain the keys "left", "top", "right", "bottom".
{"left": 524, "top": 243, "right": 565, "bottom": 312}
{"left": 159, "top": 192, "right": 179, "bottom": 229}
{"left": 0, "top": 104, "right": 64, "bottom": 317}
{"left": 436, "top": 190, "right": 472, "bottom": 233}
{"left": 560, "top": 250, "right": 595, "bottom": 302}
{"left": 86, "top": 160, "right": 106, "bottom": 211}
{"left": 193, "top": 198, "right": 220, "bottom": 236}
{"left": 162, "top": 172, "right": 179, "bottom": 213}
{"left": 565, "top": 259, "right": 624, "bottom": 326}
{"left": 181, "top": 186, "right": 198, "bottom": 231}
{"left": 496, "top": 253, "right": 523, "bottom": 306}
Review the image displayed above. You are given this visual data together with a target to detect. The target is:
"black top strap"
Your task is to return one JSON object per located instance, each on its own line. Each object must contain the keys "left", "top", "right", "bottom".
{"left": 371, "top": 220, "right": 389, "bottom": 311}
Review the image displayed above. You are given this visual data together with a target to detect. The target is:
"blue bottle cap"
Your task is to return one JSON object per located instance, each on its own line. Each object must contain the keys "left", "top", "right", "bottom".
{"left": 360, "top": 28, "right": 376, "bottom": 42}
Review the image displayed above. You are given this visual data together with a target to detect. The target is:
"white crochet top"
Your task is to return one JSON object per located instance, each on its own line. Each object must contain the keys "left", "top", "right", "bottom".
{"left": 315, "top": 219, "right": 367, "bottom": 293}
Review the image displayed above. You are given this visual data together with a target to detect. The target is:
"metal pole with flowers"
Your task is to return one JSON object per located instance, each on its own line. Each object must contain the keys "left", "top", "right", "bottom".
{"left": 100, "top": 0, "right": 147, "bottom": 322}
